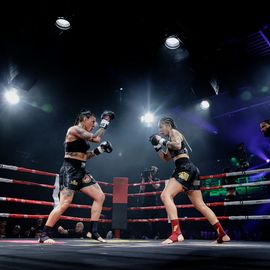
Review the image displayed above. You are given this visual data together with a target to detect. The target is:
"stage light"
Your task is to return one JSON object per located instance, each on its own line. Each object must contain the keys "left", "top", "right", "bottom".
{"left": 4, "top": 89, "right": 20, "bottom": 104}
{"left": 141, "top": 112, "right": 154, "bottom": 124}
{"left": 165, "top": 35, "right": 181, "bottom": 49}
{"left": 200, "top": 100, "right": 210, "bottom": 110}
{"left": 55, "top": 17, "right": 71, "bottom": 30}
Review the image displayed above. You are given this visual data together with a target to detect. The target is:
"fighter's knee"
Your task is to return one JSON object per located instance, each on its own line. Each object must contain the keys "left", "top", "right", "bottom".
{"left": 160, "top": 192, "right": 168, "bottom": 203}
{"left": 60, "top": 201, "right": 71, "bottom": 212}
{"left": 96, "top": 192, "right": 105, "bottom": 203}
{"left": 100, "top": 192, "right": 105, "bottom": 202}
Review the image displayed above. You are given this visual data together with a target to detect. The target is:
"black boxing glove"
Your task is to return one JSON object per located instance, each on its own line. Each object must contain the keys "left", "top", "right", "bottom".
{"left": 149, "top": 134, "right": 168, "bottom": 146}
{"left": 94, "top": 141, "right": 113, "bottom": 155}
{"left": 150, "top": 134, "right": 168, "bottom": 147}
{"left": 149, "top": 134, "right": 162, "bottom": 152}
{"left": 99, "top": 111, "right": 115, "bottom": 129}
{"left": 149, "top": 134, "right": 160, "bottom": 146}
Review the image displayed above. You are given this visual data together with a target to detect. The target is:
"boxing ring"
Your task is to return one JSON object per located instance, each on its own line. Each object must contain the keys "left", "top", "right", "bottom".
{"left": 1, "top": 163, "right": 270, "bottom": 270}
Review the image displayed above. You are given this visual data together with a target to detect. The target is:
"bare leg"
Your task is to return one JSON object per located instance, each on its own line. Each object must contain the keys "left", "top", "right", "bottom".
{"left": 187, "top": 190, "right": 230, "bottom": 243}
{"left": 40, "top": 188, "right": 74, "bottom": 243}
{"left": 46, "top": 188, "right": 74, "bottom": 226}
{"left": 164, "top": 179, "right": 171, "bottom": 224}
{"left": 81, "top": 183, "right": 105, "bottom": 221}
{"left": 160, "top": 178, "right": 184, "bottom": 244}
{"left": 81, "top": 183, "right": 106, "bottom": 242}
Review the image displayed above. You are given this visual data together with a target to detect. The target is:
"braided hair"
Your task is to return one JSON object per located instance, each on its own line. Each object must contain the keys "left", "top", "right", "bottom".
{"left": 159, "top": 116, "right": 193, "bottom": 152}
{"left": 159, "top": 117, "right": 177, "bottom": 129}
{"left": 261, "top": 119, "right": 270, "bottom": 125}
{"left": 74, "top": 109, "right": 94, "bottom": 125}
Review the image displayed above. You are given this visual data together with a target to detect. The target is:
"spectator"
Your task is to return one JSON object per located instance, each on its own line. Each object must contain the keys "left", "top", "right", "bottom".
{"left": 57, "top": 222, "right": 90, "bottom": 239}
{"left": 0, "top": 220, "right": 7, "bottom": 238}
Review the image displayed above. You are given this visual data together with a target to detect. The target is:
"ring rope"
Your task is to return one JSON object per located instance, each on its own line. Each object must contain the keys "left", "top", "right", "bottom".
{"left": 2, "top": 163, "right": 270, "bottom": 183}
{"left": 127, "top": 215, "right": 270, "bottom": 223}
{"left": 128, "top": 180, "right": 167, "bottom": 187}
{"left": 0, "top": 196, "right": 112, "bottom": 211}
{"left": 128, "top": 191, "right": 162, "bottom": 197}
{"left": 0, "top": 177, "right": 55, "bottom": 189}
{"left": 0, "top": 177, "right": 113, "bottom": 197}
{"left": 0, "top": 213, "right": 112, "bottom": 223}
{"left": 2, "top": 213, "right": 269, "bottom": 223}
{"left": 96, "top": 181, "right": 114, "bottom": 187}
{"left": 2, "top": 163, "right": 270, "bottom": 185}
{"left": 199, "top": 168, "right": 270, "bottom": 180}
{"left": 128, "top": 180, "right": 270, "bottom": 197}
{"left": 127, "top": 168, "right": 270, "bottom": 186}
{"left": 0, "top": 164, "right": 113, "bottom": 187}
{"left": 128, "top": 199, "right": 270, "bottom": 211}
{"left": 0, "top": 164, "right": 57, "bottom": 177}
{"left": 200, "top": 180, "right": 270, "bottom": 190}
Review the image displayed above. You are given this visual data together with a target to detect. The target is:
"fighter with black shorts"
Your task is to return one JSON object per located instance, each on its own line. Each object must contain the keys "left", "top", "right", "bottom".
{"left": 39, "top": 109, "right": 114, "bottom": 244}
{"left": 149, "top": 117, "right": 230, "bottom": 244}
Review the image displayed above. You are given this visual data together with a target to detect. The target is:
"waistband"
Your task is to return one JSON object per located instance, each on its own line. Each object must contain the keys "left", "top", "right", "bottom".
{"left": 174, "top": 157, "right": 190, "bottom": 167}
{"left": 64, "top": 158, "right": 86, "bottom": 166}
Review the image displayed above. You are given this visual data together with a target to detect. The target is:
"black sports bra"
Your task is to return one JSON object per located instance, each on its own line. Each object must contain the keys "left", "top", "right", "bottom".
{"left": 65, "top": 139, "right": 90, "bottom": 154}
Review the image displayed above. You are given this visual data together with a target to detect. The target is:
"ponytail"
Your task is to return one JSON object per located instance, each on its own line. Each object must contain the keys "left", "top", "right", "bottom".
{"left": 74, "top": 109, "right": 94, "bottom": 125}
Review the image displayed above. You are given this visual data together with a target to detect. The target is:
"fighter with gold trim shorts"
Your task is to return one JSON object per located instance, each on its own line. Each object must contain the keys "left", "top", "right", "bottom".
{"left": 171, "top": 158, "right": 200, "bottom": 191}
{"left": 59, "top": 158, "right": 96, "bottom": 191}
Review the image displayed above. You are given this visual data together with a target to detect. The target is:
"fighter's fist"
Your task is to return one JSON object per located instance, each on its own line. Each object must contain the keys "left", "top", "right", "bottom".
{"left": 100, "top": 141, "right": 113, "bottom": 153}
{"left": 100, "top": 111, "right": 115, "bottom": 129}
{"left": 149, "top": 134, "right": 162, "bottom": 152}
{"left": 94, "top": 141, "right": 113, "bottom": 155}
{"left": 149, "top": 134, "right": 168, "bottom": 151}
{"left": 149, "top": 134, "right": 162, "bottom": 146}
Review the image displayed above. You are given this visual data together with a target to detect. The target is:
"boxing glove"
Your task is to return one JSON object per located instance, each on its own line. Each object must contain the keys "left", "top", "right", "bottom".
{"left": 94, "top": 141, "right": 113, "bottom": 155}
{"left": 99, "top": 111, "right": 115, "bottom": 129}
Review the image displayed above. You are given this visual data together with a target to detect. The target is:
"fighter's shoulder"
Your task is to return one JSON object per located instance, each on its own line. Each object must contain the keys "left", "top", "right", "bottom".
{"left": 66, "top": 126, "right": 75, "bottom": 133}
{"left": 66, "top": 126, "right": 82, "bottom": 137}
{"left": 171, "top": 129, "right": 183, "bottom": 139}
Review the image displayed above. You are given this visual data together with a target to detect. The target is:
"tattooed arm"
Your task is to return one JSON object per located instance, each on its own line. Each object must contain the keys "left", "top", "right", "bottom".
{"left": 92, "top": 127, "right": 106, "bottom": 142}
{"left": 70, "top": 126, "right": 105, "bottom": 143}
{"left": 86, "top": 151, "right": 95, "bottom": 160}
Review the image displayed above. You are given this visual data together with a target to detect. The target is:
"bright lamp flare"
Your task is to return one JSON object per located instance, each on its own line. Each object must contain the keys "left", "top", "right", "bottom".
{"left": 200, "top": 100, "right": 210, "bottom": 110}
{"left": 4, "top": 90, "right": 20, "bottom": 104}
{"left": 141, "top": 112, "right": 154, "bottom": 123}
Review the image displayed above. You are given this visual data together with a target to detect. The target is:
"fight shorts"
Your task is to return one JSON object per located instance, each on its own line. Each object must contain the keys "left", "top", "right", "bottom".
{"left": 59, "top": 158, "right": 96, "bottom": 191}
{"left": 171, "top": 158, "right": 200, "bottom": 191}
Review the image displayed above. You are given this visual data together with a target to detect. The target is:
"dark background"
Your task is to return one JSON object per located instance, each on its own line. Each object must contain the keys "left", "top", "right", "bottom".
{"left": 0, "top": 1, "right": 270, "bottom": 240}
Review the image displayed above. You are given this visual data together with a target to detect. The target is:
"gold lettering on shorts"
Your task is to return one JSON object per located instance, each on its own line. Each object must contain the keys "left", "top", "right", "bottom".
{"left": 70, "top": 180, "right": 78, "bottom": 186}
{"left": 178, "top": 172, "right": 189, "bottom": 181}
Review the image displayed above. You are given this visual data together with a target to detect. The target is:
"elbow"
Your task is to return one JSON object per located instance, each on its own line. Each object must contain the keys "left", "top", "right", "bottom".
{"left": 175, "top": 143, "right": 182, "bottom": 150}
{"left": 92, "top": 136, "right": 101, "bottom": 143}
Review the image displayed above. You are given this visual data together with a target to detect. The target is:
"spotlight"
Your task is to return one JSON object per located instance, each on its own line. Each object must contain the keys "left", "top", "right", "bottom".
{"left": 266, "top": 159, "right": 270, "bottom": 163}
{"left": 200, "top": 100, "right": 210, "bottom": 110}
{"left": 55, "top": 17, "right": 71, "bottom": 30}
{"left": 4, "top": 89, "right": 20, "bottom": 104}
{"left": 141, "top": 112, "right": 154, "bottom": 124}
{"left": 165, "top": 35, "right": 181, "bottom": 49}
